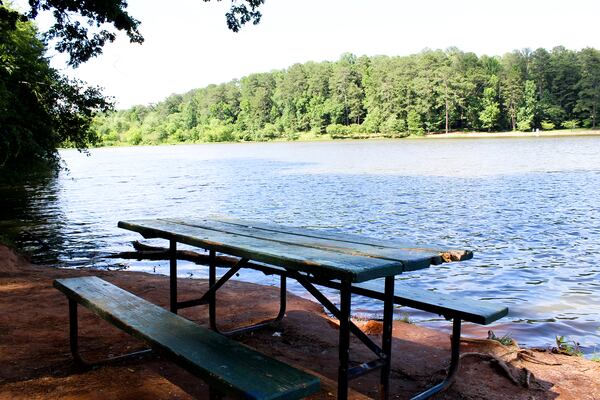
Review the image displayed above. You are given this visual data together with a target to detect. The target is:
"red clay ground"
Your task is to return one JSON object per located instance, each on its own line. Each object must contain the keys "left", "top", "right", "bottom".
{"left": 1, "top": 244, "right": 599, "bottom": 399}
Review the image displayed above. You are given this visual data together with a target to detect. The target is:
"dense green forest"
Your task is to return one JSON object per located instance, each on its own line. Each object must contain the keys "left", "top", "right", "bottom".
{"left": 95, "top": 47, "right": 600, "bottom": 145}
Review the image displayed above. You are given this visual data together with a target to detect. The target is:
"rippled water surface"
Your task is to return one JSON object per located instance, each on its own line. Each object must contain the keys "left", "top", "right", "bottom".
{"left": 2, "top": 136, "right": 600, "bottom": 352}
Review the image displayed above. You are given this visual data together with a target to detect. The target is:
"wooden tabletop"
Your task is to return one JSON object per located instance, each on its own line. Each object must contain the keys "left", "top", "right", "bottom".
{"left": 118, "top": 217, "right": 473, "bottom": 283}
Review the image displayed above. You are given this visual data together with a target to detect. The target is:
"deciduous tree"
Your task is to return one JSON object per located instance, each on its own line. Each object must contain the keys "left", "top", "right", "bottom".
{"left": 575, "top": 48, "right": 600, "bottom": 128}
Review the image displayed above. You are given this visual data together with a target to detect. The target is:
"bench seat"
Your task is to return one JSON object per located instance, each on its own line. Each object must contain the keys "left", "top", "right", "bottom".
{"left": 54, "top": 276, "right": 320, "bottom": 400}
{"left": 352, "top": 281, "right": 508, "bottom": 325}
{"left": 391, "top": 285, "right": 508, "bottom": 325}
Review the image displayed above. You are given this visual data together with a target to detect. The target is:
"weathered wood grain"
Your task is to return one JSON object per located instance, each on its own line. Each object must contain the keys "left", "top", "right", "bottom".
{"left": 118, "top": 218, "right": 473, "bottom": 282}
{"left": 163, "top": 218, "right": 452, "bottom": 267}
{"left": 118, "top": 219, "right": 409, "bottom": 282}
{"left": 54, "top": 276, "right": 320, "bottom": 400}
{"left": 209, "top": 217, "right": 473, "bottom": 263}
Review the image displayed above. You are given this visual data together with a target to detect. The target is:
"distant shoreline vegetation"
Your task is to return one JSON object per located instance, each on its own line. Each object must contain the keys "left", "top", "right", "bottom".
{"left": 82, "top": 129, "right": 600, "bottom": 150}
{"left": 93, "top": 47, "right": 600, "bottom": 146}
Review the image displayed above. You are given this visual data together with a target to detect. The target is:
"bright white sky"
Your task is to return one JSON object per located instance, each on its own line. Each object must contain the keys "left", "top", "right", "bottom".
{"left": 20, "top": 0, "right": 600, "bottom": 109}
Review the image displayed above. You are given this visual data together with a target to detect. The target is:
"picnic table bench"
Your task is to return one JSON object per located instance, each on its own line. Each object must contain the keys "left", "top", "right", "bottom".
{"left": 54, "top": 276, "right": 320, "bottom": 400}
{"left": 113, "top": 217, "right": 508, "bottom": 399}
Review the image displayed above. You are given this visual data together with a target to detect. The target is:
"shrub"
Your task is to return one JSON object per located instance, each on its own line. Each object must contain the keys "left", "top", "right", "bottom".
{"left": 255, "top": 123, "right": 280, "bottom": 140}
{"left": 101, "top": 131, "right": 119, "bottom": 146}
{"left": 349, "top": 124, "right": 364, "bottom": 134}
{"left": 202, "top": 119, "right": 236, "bottom": 142}
{"left": 562, "top": 120, "right": 580, "bottom": 130}
{"left": 127, "top": 129, "right": 143, "bottom": 145}
{"left": 517, "top": 120, "right": 531, "bottom": 132}
{"left": 325, "top": 124, "right": 352, "bottom": 138}
{"left": 540, "top": 120, "right": 555, "bottom": 131}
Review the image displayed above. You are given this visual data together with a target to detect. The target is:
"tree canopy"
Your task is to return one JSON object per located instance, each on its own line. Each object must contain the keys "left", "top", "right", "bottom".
{"left": 93, "top": 47, "right": 600, "bottom": 146}
{"left": 0, "top": 0, "right": 266, "bottom": 175}
{"left": 0, "top": 4, "right": 111, "bottom": 172}
{"left": 0, "top": 0, "right": 265, "bottom": 67}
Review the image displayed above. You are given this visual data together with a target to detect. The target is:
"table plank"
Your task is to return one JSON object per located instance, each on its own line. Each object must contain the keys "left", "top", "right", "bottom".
{"left": 119, "top": 219, "right": 415, "bottom": 282}
{"left": 211, "top": 217, "right": 472, "bottom": 263}
{"left": 163, "top": 218, "right": 457, "bottom": 269}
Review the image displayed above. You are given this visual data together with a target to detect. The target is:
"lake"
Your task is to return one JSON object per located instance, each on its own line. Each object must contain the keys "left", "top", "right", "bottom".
{"left": 2, "top": 136, "right": 600, "bottom": 353}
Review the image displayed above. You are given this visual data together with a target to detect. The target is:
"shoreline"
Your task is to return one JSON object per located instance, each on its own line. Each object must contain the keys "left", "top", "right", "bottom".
{"left": 69, "top": 129, "right": 600, "bottom": 151}
{"left": 419, "top": 129, "right": 600, "bottom": 139}
{"left": 1, "top": 244, "right": 599, "bottom": 398}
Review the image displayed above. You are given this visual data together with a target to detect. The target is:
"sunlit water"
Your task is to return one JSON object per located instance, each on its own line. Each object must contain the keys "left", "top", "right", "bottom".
{"left": 2, "top": 136, "right": 600, "bottom": 353}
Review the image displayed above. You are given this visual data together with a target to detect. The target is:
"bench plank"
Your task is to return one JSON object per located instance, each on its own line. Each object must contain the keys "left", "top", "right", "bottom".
{"left": 54, "top": 276, "right": 320, "bottom": 400}
{"left": 357, "top": 282, "right": 508, "bottom": 325}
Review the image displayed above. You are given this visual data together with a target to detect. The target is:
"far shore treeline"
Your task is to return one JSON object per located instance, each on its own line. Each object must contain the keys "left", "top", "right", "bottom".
{"left": 95, "top": 47, "right": 600, "bottom": 145}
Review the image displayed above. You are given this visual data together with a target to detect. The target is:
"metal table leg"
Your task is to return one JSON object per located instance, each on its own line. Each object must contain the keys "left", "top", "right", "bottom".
{"left": 380, "top": 276, "right": 394, "bottom": 400}
{"left": 204, "top": 254, "right": 287, "bottom": 336}
{"left": 169, "top": 240, "right": 177, "bottom": 313}
{"left": 338, "top": 278, "right": 351, "bottom": 400}
{"left": 68, "top": 299, "right": 152, "bottom": 368}
{"left": 208, "top": 249, "right": 217, "bottom": 329}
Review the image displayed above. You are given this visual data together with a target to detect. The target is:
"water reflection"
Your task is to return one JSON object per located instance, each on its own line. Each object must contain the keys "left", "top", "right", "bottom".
{"left": 1, "top": 137, "right": 600, "bottom": 353}
{"left": 0, "top": 175, "right": 68, "bottom": 265}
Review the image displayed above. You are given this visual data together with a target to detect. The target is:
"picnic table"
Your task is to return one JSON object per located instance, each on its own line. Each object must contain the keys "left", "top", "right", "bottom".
{"left": 118, "top": 217, "right": 473, "bottom": 399}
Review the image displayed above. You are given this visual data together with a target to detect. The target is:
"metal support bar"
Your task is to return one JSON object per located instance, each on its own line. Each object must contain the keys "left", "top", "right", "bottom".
{"left": 287, "top": 270, "right": 385, "bottom": 359}
{"left": 309, "top": 276, "right": 385, "bottom": 301}
{"left": 176, "top": 297, "right": 209, "bottom": 309}
{"left": 250, "top": 263, "right": 287, "bottom": 277}
{"left": 169, "top": 240, "right": 177, "bottom": 313}
{"left": 208, "top": 249, "right": 217, "bottom": 330}
{"left": 348, "top": 359, "right": 387, "bottom": 379}
{"left": 338, "top": 279, "right": 351, "bottom": 400}
{"left": 68, "top": 299, "right": 152, "bottom": 369}
{"left": 208, "top": 259, "right": 247, "bottom": 295}
{"left": 380, "top": 276, "right": 394, "bottom": 400}
{"left": 177, "top": 260, "right": 246, "bottom": 309}
{"left": 208, "top": 256, "right": 287, "bottom": 336}
{"left": 410, "top": 318, "right": 462, "bottom": 400}
{"left": 209, "top": 273, "right": 287, "bottom": 336}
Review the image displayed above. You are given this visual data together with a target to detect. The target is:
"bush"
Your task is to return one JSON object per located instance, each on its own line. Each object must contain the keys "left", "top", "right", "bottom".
{"left": 540, "top": 120, "right": 555, "bottom": 131}
{"left": 202, "top": 119, "right": 236, "bottom": 142}
{"left": 582, "top": 118, "right": 594, "bottom": 128}
{"left": 255, "top": 123, "right": 280, "bottom": 140}
{"left": 101, "top": 131, "right": 119, "bottom": 146}
{"left": 349, "top": 124, "right": 364, "bottom": 134}
{"left": 127, "top": 129, "right": 143, "bottom": 145}
{"left": 325, "top": 124, "right": 352, "bottom": 137}
{"left": 562, "top": 120, "right": 580, "bottom": 130}
{"left": 517, "top": 120, "right": 531, "bottom": 132}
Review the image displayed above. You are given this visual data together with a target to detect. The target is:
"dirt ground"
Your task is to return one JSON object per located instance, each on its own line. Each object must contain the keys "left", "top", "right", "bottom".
{"left": 1, "top": 244, "right": 599, "bottom": 399}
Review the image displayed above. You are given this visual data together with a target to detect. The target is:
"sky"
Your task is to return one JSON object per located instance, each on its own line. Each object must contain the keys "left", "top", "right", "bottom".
{"left": 20, "top": 0, "right": 600, "bottom": 109}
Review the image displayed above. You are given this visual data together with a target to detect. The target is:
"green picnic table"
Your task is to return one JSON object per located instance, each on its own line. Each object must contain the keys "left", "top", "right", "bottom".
{"left": 118, "top": 217, "right": 474, "bottom": 399}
